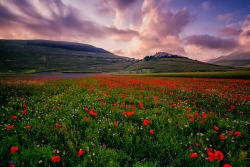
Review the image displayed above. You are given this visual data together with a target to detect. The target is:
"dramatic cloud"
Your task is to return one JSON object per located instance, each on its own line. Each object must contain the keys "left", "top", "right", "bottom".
{"left": 185, "top": 34, "right": 239, "bottom": 50}
{"left": 0, "top": 0, "right": 249, "bottom": 61}
{"left": 239, "top": 19, "right": 250, "bottom": 50}
{"left": 107, "top": 0, "right": 137, "bottom": 10}
{"left": 218, "top": 26, "right": 242, "bottom": 36}
{"left": 127, "top": 0, "right": 194, "bottom": 58}
{"left": 201, "top": 1, "right": 211, "bottom": 10}
{"left": 141, "top": 0, "right": 194, "bottom": 37}
{"left": 0, "top": 0, "right": 138, "bottom": 42}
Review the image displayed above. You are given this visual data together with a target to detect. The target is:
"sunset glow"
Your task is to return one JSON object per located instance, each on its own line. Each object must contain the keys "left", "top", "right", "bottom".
{"left": 0, "top": 0, "right": 249, "bottom": 61}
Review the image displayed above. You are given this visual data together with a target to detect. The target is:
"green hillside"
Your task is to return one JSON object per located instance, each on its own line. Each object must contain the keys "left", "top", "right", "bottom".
{"left": 0, "top": 39, "right": 136, "bottom": 74}
{"left": 127, "top": 55, "right": 235, "bottom": 73}
{"left": 0, "top": 40, "right": 239, "bottom": 74}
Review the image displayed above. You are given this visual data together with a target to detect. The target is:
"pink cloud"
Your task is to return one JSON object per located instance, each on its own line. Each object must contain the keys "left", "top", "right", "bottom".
{"left": 218, "top": 26, "right": 242, "bottom": 36}
{"left": 185, "top": 34, "right": 239, "bottom": 51}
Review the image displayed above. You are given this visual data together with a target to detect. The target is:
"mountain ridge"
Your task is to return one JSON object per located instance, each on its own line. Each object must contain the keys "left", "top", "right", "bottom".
{"left": 0, "top": 39, "right": 238, "bottom": 74}
{"left": 207, "top": 51, "right": 250, "bottom": 67}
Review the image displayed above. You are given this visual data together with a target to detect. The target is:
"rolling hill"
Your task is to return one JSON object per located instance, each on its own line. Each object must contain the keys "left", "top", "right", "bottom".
{"left": 207, "top": 51, "right": 250, "bottom": 68}
{"left": 127, "top": 52, "right": 235, "bottom": 73}
{"left": 0, "top": 40, "right": 238, "bottom": 74}
{"left": 0, "top": 39, "right": 136, "bottom": 73}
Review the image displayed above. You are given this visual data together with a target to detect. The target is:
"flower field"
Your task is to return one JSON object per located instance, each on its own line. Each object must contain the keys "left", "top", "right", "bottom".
{"left": 0, "top": 76, "right": 249, "bottom": 167}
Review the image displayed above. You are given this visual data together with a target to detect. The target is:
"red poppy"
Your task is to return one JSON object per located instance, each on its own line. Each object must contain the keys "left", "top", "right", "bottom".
{"left": 149, "top": 120, "right": 153, "bottom": 125}
{"left": 214, "top": 151, "right": 224, "bottom": 161}
{"left": 201, "top": 113, "right": 207, "bottom": 119}
{"left": 207, "top": 151, "right": 216, "bottom": 162}
{"left": 55, "top": 123, "right": 61, "bottom": 127}
{"left": 149, "top": 129, "right": 155, "bottom": 135}
{"left": 100, "top": 101, "right": 106, "bottom": 106}
{"left": 228, "top": 131, "right": 233, "bottom": 136}
{"left": 10, "top": 164, "right": 16, "bottom": 167}
{"left": 214, "top": 125, "right": 219, "bottom": 131}
{"left": 78, "top": 149, "right": 84, "bottom": 156}
{"left": 83, "top": 117, "right": 88, "bottom": 121}
{"left": 189, "top": 116, "right": 195, "bottom": 122}
{"left": 223, "top": 164, "right": 232, "bottom": 167}
{"left": 10, "top": 146, "right": 18, "bottom": 154}
{"left": 22, "top": 109, "right": 27, "bottom": 115}
{"left": 189, "top": 153, "right": 198, "bottom": 158}
{"left": 89, "top": 110, "right": 98, "bottom": 117}
{"left": 23, "top": 104, "right": 27, "bottom": 109}
{"left": 84, "top": 107, "right": 88, "bottom": 111}
{"left": 143, "top": 119, "right": 148, "bottom": 126}
{"left": 114, "top": 121, "right": 119, "bottom": 126}
{"left": 235, "top": 131, "right": 242, "bottom": 137}
{"left": 11, "top": 115, "right": 17, "bottom": 120}
{"left": 7, "top": 125, "right": 14, "bottom": 130}
{"left": 52, "top": 155, "right": 60, "bottom": 163}
{"left": 220, "top": 134, "right": 226, "bottom": 140}
{"left": 25, "top": 125, "right": 31, "bottom": 130}
{"left": 139, "top": 102, "right": 143, "bottom": 109}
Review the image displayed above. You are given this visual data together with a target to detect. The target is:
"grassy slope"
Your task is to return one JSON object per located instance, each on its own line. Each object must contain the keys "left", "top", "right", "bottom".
{"left": 125, "top": 70, "right": 250, "bottom": 79}
{"left": 0, "top": 40, "right": 134, "bottom": 73}
{"left": 214, "top": 60, "right": 250, "bottom": 68}
{"left": 126, "top": 58, "right": 235, "bottom": 73}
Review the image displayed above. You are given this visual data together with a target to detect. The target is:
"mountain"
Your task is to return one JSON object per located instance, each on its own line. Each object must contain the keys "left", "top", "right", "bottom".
{"left": 207, "top": 51, "right": 250, "bottom": 67}
{"left": 0, "top": 40, "right": 237, "bottom": 74}
{"left": 127, "top": 52, "right": 234, "bottom": 73}
{"left": 0, "top": 39, "right": 136, "bottom": 73}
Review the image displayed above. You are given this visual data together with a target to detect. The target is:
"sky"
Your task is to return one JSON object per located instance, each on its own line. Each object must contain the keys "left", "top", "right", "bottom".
{"left": 0, "top": 0, "right": 249, "bottom": 61}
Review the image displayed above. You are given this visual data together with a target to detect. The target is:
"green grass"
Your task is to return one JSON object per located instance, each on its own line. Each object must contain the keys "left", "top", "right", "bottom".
{"left": 124, "top": 70, "right": 250, "bottom": 79}
{"left": 0, "top": 76, "right": 249, "bottom": 166}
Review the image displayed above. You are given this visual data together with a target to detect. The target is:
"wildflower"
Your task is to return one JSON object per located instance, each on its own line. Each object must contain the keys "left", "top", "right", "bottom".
{"left": 55, "top": 123, "right": 61, "bottom": 127}
{"left": 89, "top": 109, "right": 97, "bottom": 117}
{"left": 83, "top": 117, "right": 88, "bottom": 121}
{"left": 189, "top": 153, "right": 198, "bottom": 158}
{"left": 114, "top": 121, "right": 119, "bottom": 126}
{"left": 7, "top": 125, "right": 14, "bottom": 130}
{"left": 214, "top": 125, "right": 219, "bottom": 131}
{"left": 228, "top": 131, "right": 233, "bottom": 136}
{"left": 214, "top": 151, "right": 224, "bottom": 161}
{"left": 189, "top": 116, "right": 195, "bottom": 122}
{"left": 25, "top": 125, "right": 31, "bottom": 130}
{"left": 220, "top": 134, "right": 226, "bottom": 140}
{"left": 23, "top": 104, "right": 27, "bottom": 109}
{"left": 149, "top": 120, "right": 153, "bottom": 125}
{"left": 100, "top": 101, "right": 106, "bottom": 106}
{"left": 201, "top": 113, "right": 207, "bottom": 119}
{"left": 235, "top": 131, "right": 242, "bottom": 137}
{"left": 11, "top": 116, "right": 17, "bottom": 120}
{"left": 78, "top": 149, "right": 84, "bottom": 156}
{"left": 10, "top": 146, "right": 19, "bottom": 154}
{"left": 143, "top": 119, "right": 149, "bottom": 126}
{"left": 223, "top": 164, "right": 232, "bottom": 167}
{"left": 52, "top": 156, "right": 60, "bottom": 163}
{"left": 22, "top": 109, "right": 27, "bottom": 115}
{"left": 139, "top": 102, "right": 143, "bottom": 109}
{"left": 149, "top": 129, "right": 155, "bottom": 135}
{"left": 208, "top": 150, "right": 224, "bottom": 162}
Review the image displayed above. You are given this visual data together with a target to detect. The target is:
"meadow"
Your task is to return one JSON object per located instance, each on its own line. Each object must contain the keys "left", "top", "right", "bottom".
{"left": 0, "top": 75, "right": 249, "bottom": 167}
